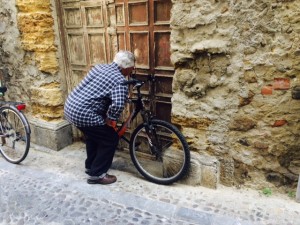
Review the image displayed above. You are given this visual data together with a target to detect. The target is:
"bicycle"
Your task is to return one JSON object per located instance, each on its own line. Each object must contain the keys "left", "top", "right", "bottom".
{"left": 117, "top": 75, "right": 190, "bottom": 185}
{"left": 0, "top": 86, "right": 31, "bottom": 164}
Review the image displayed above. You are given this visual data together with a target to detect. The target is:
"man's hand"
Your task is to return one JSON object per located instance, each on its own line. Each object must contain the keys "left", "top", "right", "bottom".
{"left": 105, "top": 118, "right": 117, "bottom": 131}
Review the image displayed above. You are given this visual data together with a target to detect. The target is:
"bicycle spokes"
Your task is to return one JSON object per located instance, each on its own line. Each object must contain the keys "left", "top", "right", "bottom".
{"left": 0, "top": 107, "right": 30, "bottom": 164}
{"left": 130, "top": 120, "right": 190, "bottom": 184}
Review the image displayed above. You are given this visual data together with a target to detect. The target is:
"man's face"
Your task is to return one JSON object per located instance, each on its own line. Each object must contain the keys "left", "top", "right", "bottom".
{"left": 121, "top": 66, "right": 135, "bottom": 77}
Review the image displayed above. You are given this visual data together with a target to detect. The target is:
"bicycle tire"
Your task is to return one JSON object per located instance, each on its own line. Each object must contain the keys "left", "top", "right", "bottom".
{"left": 129, "top": 119, "right": 190, "bottom": 185}
{"left": 0, "top": 105, "right": 30, "bottom": 164}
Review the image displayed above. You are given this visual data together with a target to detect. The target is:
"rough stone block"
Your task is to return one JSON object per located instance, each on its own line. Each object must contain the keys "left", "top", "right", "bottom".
{"left": 181, "top": 151, "right": 220, "bottom": 189}
{"left": 199, "top": 153, "right": 220, "bottom": 189}
{"left": 29, "top": 117, "right": 73, "bottom": 151}
{"left": 191, "top": 40, "right": 230, "bottom": 54}
{"left": 30, "top": 84, "right": 63, "bottom": 106}
{"left": 183, "top": 156, "right": 202, "bottom": 186}
{"left": 200, "top": 157, "right": 220, "bottom": 189}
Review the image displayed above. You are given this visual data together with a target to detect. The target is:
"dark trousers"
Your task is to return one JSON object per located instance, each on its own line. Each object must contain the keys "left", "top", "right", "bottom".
{"left": 78, "top": 125, "right": 119, "bottom": 177}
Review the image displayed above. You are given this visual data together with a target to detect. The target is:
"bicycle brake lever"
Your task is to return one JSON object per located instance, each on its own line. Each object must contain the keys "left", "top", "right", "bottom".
{"left": 147, "top": 74, "right": 156, "bottom": 82}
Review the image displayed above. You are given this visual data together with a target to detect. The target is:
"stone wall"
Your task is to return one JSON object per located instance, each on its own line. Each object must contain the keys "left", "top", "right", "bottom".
{"left": 0, "top": 0, "right": 27, "bottom": 99}
{"left": 0, "top": 0, "right": 64, "bottom": 121}
{"left": 16, "top": 0, "right": 64, "bottom": 121}
{"left": 0, "top": 0, "right": 72, "bottom": 150}
{"left": 171, "top": 0, "right": 300, "bottom": 189}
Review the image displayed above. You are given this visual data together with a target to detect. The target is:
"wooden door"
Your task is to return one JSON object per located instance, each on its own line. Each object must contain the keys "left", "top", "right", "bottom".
{"left": 114, "top": 0, "right": 174, "bottom": 124}
{"left": 57, "top": 0, "right": 173, "bottom": 127}
{"left": 58, "top": 0, "right": 117, "bottom": 93}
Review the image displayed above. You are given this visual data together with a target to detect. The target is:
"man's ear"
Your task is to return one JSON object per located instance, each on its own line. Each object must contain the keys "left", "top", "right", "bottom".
{"left": 121, "top": 67, "right": 132, "bottom": 77}
{"left": 121, "top": 68, "right": 126, "bottom": 76}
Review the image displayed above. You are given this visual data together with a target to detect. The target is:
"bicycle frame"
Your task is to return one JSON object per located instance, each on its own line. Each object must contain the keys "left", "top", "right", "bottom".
{"left": 117, "top": 79, "right": 153, "bottom": 144}
{"left": 117, "top": 95, "right": 144, "bottom": 142}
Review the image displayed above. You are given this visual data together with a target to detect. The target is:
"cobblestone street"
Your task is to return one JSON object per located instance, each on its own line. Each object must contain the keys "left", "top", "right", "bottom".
{"left": 0, "top": 142, "right": 299, "bottom": 225}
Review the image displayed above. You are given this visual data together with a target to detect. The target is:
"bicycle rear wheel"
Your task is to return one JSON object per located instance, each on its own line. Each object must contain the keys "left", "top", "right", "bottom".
{"left": 0, "top": 106, "right": 30, "bottom": 164}
{"left": 130, "top": 119, "right": 190, "bottom": 185}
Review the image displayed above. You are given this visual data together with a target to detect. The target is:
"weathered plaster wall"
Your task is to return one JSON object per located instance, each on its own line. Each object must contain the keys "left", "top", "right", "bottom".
{"left": 0, "top": 0, "right": 26, "bottom": 97}
{"left": 0, "top": 0, "right": 72, "bottom": 150}
{"left": 0, "top": 0, "right": 64, "bottom": 121}
{"left": 171, "top": 0, "right": 300, "bottom": 189}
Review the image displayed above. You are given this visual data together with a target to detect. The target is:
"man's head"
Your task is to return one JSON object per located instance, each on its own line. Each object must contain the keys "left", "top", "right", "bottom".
{"left": 113, "top": 51, "right": 135, "bottom": 77}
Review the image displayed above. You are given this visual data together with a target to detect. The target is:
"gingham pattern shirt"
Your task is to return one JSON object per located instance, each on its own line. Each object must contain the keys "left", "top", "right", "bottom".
{"left": 64, "top": 62, "right": 128, "bottom": 127}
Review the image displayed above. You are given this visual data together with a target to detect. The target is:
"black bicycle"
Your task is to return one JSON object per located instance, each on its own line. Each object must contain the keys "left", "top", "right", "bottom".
{"left": 117, "top": 75, "right": 190, "bottom": 185}
{"left": 0, "top": 86, "right": 31, "bottom": 164}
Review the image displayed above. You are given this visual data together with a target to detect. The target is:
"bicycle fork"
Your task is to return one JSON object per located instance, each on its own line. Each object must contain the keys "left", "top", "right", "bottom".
{"left": 144, "top": 123, "right": 162, "bottom": 160}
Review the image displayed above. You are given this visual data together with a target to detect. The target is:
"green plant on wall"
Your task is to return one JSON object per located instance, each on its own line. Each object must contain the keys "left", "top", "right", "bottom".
{"left": 262, "top": 188, "right": 272, "bottom": 197}
{"left": 288, "top": 191, "right": 296, "bottom": 199}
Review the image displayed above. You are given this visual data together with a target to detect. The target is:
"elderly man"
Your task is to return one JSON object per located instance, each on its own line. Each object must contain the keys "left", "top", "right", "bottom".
{"left": 64, "top": 51, "right": 135, "bottom": 185}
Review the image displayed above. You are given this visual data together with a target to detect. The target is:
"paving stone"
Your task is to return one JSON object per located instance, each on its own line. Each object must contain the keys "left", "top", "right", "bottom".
{"left": 0, "top": 142, "right": 299, "bottom": 225}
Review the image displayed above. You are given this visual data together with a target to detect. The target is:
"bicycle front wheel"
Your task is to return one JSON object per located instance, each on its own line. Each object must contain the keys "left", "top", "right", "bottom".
{"left": 130, "top": 119, "right": 190, "bottom": 185}
{"left": 0, "top": 106, "right": 30, "bottom": 164}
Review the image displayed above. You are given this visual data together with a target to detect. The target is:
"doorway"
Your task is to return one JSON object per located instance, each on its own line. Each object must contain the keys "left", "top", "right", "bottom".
{"left": 56, "top": 0, "right": 174, "bottom": 128}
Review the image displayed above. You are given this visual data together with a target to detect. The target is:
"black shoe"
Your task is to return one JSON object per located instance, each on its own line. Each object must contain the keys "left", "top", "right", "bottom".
{"left": 87, "top": 174, "right": 117, "bottom": 185}
{"left": 85, "top": 169, "right": 91, "bottom": 174}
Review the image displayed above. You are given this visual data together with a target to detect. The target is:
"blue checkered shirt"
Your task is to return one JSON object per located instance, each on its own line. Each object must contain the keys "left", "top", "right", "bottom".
{"left": 64, "top": 62, "right": 128, "bottom": 127}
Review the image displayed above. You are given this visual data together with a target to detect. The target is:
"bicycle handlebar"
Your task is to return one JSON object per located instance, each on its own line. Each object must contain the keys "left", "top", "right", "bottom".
{"left": 121, "top": 74, "right": 156, "bottom": 86}
{"left": 121, "top": 79, "right": 141, "bottom": 86}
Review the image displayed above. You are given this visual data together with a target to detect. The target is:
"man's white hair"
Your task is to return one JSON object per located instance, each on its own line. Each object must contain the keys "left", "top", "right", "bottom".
{"left": 113, "top": 51, "right": 135, "bottom": 69}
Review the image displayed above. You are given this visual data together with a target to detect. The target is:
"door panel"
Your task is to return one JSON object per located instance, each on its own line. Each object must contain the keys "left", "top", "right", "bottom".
{"left": 130, "top": 32, "right": 150, "bottom": 69}
{"left": 128, "top": 1, "right": 148, "bottom": 26}
{"left": 154, "top": 0, "right": 172, "bottom": 24}
{"left": 116, "top": 3, "right": 125, "bottom": 26}
{"left": 64, "top": 7, "right": 82, "bottom": 28}
{"left": 154, "top": 31, "right": 172, "bottom": 69}
{"left": 85, "top": 6, "right": 104, "bottom": 27}
{"left": 88, "top": 33, "right": 107, "bottom": 64}
{"left": 67, "top": 33, "right": 86, "bottom": 66}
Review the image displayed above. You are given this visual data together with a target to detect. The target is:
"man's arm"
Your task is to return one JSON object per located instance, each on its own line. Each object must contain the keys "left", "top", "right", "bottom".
{"left": 106, "top": 83, "right": 128, "bottom": 127}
